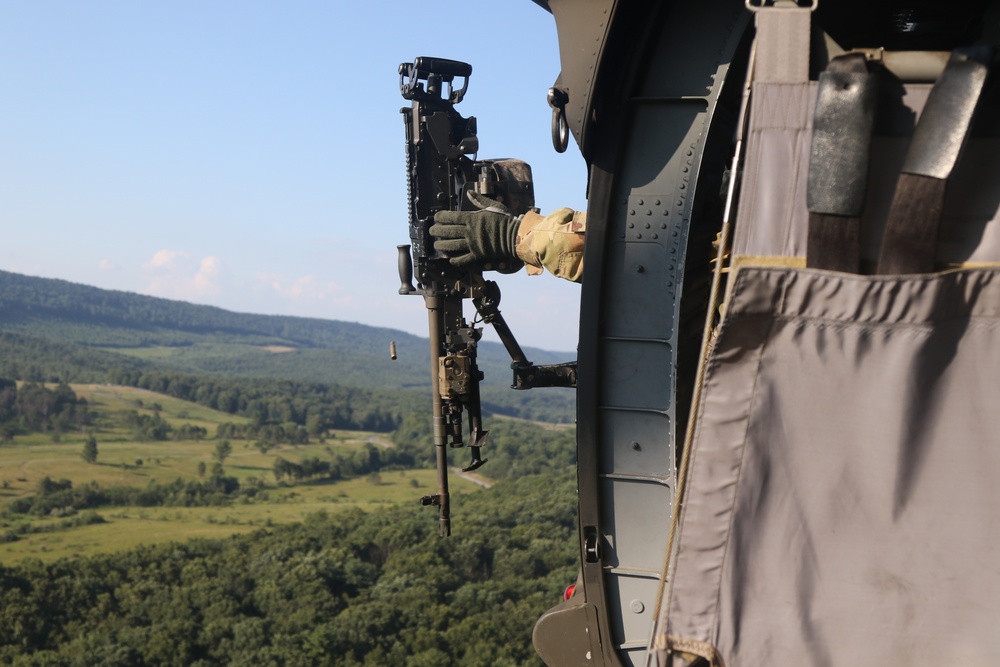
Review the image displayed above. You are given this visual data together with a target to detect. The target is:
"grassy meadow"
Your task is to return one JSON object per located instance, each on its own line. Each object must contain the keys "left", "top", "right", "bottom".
{"left": 0, "top": 384, "right": 482, "bottom": 563}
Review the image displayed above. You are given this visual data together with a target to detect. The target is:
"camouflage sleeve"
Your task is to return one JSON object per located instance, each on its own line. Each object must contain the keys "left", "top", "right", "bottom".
{"left": 514, "top": 208, "right": 586, "bottom": 283}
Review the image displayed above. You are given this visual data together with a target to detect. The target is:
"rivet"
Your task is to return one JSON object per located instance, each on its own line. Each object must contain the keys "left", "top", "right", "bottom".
{"left": 637, "top": 199, "right": 644, "bottom": 206}
{"left": 630, "top": 600, "right": 645, "bottom": 614}
{"left": 631, "top": 441, "right": 641, "bottom": 450}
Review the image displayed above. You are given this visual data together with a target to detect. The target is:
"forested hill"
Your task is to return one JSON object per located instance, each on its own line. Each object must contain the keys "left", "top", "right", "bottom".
{"left": 0, "top": 269, "right": 406, "bottom": 349}
{"left": 0, "top": 270, "right": 577, "bottom": 422}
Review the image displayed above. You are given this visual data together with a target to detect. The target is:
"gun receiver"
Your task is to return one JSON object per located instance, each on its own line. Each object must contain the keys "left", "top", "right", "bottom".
{"left": 398, "top": 56, "right": 576, "bottom": 536}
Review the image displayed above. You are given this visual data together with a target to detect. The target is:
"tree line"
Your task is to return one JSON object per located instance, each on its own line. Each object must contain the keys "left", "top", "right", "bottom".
{"left": 271, "top": 443, "right": 413, "bottom": 484}
{"left": 0, "top": 379, "right": 214, "bottom": 444}
{"left": 390, "top": 412, "right": 577, "bottom": 482}
{"left": 120, "top": 411, "right": 208, "bottom": 442}
{"left": 216, "top": 422, "right": 308, "bottom": 447}
{"left": 0, "top": 379, "right": 91, "bottom": 440}
{"left": 4, "top": 475, "right": 253, "bottom": 521}
{"left": 108, "top": 369, "right": 412, "bottom": 433}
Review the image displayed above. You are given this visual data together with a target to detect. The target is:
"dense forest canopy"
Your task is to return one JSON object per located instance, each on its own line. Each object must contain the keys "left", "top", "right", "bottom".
{"left": 0, "top": 381, "right": 579, "bottom": 664}
{"left": 0, "top": 474, "right": 578, "bottom": 666}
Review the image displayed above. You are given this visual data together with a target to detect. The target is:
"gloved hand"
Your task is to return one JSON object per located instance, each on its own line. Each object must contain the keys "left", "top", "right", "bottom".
{"left": 430, "top": 192, "right": 523, "bottom": 273}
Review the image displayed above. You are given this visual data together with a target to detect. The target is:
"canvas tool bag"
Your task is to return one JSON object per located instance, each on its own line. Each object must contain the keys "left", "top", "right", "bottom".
{"left": 649, "top": 6, "right": 1000, "bottom": 666}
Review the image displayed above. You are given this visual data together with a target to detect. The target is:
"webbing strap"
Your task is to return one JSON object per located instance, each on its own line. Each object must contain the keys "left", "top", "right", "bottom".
{"left": 877, "top": 46, "right": 992, "bottom": 275}
{"left": 806, "top": 53, "right": 878, "bottom": 272}
{"left": 806, "top": 214, "right": 862, "bottom": 272}
{"left": 753, "top": 5, "right": 811, "bottom": 84}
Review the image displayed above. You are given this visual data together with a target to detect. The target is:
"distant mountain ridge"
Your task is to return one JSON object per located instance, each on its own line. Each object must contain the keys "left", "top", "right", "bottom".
{"left": 0, "top": 270, "right": 576, "bottom": 422}
{"left": 0, "top": 269, "right": 418, "bottom": 348}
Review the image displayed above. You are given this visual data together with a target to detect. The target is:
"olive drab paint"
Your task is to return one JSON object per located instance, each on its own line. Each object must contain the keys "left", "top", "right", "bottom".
{"left": 526, "top": 1, "right": 1000, "bottom": 666}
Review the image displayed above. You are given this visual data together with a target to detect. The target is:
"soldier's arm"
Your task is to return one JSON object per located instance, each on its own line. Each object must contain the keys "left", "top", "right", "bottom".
{"left": 515, "top": 208, "right": 587, "bottom": 283}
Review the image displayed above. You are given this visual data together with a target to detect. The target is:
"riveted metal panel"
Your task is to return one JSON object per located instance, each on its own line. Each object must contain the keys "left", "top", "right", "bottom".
{"left": 605, "top": 572, "right": 664, "bottom": 649}
{"left": 612, "top": 104, "right": 708, "bottom": 206}
{"left": 603, "top": 239, "right": 678, "bottom": 340}
{"left": 599, "top": 409, "right": 672, "bottom": 477}
{"left": 599, "top": 477, "right": 673, "bottom": 571}
{"left": 599, "top": 339, "right": 672, "bottom": 411}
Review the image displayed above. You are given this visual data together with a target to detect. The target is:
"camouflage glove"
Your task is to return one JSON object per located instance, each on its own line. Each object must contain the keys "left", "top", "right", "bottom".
{"left": 430, "top": 192, "right": 524, "bottom": 273}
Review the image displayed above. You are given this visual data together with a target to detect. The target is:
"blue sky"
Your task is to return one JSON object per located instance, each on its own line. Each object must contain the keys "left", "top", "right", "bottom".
{"left": 0, "top": 1, "right": 587, "bottom": 352}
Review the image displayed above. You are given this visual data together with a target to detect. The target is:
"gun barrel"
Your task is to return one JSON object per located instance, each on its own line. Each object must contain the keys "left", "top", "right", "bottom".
{"left": 426, "top": 294, "right": 452, "bottom": 537}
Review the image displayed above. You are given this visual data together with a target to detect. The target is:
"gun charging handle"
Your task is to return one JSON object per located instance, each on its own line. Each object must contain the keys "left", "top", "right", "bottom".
{"left": 397, "top": 245, "right": 416, "bottom": 294}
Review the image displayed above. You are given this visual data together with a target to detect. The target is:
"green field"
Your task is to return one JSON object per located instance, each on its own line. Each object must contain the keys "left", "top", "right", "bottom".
{"left": 0, "top": 384, "right": 483, "bottom": 563}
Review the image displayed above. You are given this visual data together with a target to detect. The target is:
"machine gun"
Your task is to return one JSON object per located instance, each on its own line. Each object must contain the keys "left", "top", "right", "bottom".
{"left": 397, "top": 57, "right": 577, "bottom": 537}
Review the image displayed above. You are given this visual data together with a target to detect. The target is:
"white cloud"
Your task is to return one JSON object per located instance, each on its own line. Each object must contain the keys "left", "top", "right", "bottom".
{"left": 143, "top": 249, "right": 188, "bottom": 270}
{"left": 141, "top": 250, "right": 225, "bottom": 301}
{"left": 98, "top": 259, "right": 116, "bottom": 270}
{"left": 192, "top": 256, "right": 223, "bottom": 296}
